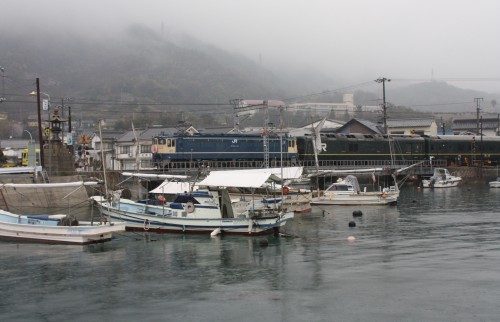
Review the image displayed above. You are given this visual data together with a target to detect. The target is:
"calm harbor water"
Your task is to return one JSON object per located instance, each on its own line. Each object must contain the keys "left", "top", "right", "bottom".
{"left": 1, "top": 184, "right": 500, "bottom": 321}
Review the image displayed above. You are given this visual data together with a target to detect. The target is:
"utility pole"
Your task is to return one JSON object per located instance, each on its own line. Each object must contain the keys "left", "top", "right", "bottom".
{"left": 36, "top": 78, "right": 45, "bottom": 168}
{"left": 0, "top": 66, "right": 5, "bottom": 103}
{"left": 475, "top": 97, "right": 483, "bottom": 135}
{"left": 375, "top": 77, "right": 391, "bottom": 134}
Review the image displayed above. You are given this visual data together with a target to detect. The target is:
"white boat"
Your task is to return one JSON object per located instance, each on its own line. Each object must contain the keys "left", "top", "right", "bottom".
{"left": 223, "top": 167, "right": 312, "bottom": 213}
{"left": 91, "top": 171, "right": 294, "bottom": 236}
{"left": 489, "top": 178, "right": 500, "bottom": 188}
{"left": 147, "top": 167, "right": 312, "bottom": 214}
{"left": 0, "top": 209, "right": 125, "bottom": 244}
{"left": 310, "top": 174, "right": 399, "bottom": 206}
{"left": 422, "top": 168, "right": 462, "bottom": 188}
{"left": 0, "top": 180, "right": 126, "bottom": 244}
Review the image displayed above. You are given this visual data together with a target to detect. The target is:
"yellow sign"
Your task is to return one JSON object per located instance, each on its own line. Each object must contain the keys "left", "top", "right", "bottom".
{"left": 44, "top": 127, "right": 51, "bottom": 137}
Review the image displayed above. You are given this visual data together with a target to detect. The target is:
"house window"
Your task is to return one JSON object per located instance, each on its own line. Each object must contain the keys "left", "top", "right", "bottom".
{"left": 121, "top": 146, "right": 131, "bottom": 154}
{"left": 141, "top": 145, "right": 151, "bottom": 153}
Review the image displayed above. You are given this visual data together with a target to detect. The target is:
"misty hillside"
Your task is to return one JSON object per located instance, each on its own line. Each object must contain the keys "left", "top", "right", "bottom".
{"left": 0, "top": 25, "right": 332, "bottom": 106}
{"left": 1, "top": 24, "right": 497, "bottom": 125}
{"left": 388, "top": 82, "right": 498, "bottom": 113}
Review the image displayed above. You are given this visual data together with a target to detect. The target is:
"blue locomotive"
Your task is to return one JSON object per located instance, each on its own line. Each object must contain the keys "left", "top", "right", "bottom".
{"left": 152, "top": 132, "right": 298, "bottom": 165}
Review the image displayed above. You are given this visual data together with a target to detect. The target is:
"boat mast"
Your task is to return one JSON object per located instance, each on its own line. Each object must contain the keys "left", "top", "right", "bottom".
{"left": 98, "top": 120, "right": 109, "bottom": 198}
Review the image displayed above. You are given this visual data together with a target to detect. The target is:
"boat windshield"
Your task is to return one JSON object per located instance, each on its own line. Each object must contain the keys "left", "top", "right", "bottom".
{"left": 332, "top": 185, "right": 352, "bottom": 191}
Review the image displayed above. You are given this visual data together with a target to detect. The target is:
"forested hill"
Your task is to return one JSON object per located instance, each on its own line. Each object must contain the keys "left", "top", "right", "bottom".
{"left": 388, "top": 81, "right": 497, "bottom": 113}
{"left": 1, "top": 24, "right": 497, "bottom": 120}
{"left": 0, "top": 25, "right": 330, "bottom": 106}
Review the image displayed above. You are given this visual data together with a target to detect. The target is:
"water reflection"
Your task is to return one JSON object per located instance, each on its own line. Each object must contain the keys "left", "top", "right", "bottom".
{"left": 1, "top": 183, "right": 500, "bottom": 321}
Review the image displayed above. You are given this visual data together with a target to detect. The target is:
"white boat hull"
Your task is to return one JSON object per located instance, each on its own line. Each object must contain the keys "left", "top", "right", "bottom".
{"left": 93, "top": 198, "right": 294, "bottom": 236}
{"left": 489, "top": 181, "right": 500, "bottom": 188}
{"left": 0, "top": 210, "right": 125, "bottom": 245}
{"left": 310, "top": 191, "right": 398, "bottom": 206}
{"left": 422, "top": 179, "right": 461, "bottom": 188}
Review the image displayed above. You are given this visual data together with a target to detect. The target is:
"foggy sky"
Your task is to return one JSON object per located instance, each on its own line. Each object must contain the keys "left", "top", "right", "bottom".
{"left": 2, "top": 0, "right": 499, "bottom": 92}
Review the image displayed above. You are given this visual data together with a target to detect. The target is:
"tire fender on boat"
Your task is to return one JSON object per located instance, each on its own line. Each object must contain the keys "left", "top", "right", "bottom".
{"left": 186, "top": 202, "right": 195, "bottom": 213}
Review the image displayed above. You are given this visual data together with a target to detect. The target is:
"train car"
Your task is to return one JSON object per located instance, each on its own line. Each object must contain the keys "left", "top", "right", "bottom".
{"left": 297, "top": 133, "right": 426, "bottom": 163}
{"left": 297, "top": 133, "right": 500, "bottom": 166}
{"left": 425, "top": 135, "right": 500, "bottom": 166}
{"left": 21, "top": 148, "right": 41, "bottom": 166}
{"left": 151, "top": 133, "right": 298, "bottom": 164}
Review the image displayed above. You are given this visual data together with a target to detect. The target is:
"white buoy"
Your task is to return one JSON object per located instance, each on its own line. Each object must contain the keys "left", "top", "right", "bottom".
{"left": 210, "top": 228, "right": 221, "bottom": 237}
{"left": 347, "top": 236, "right": 356, "bottom": 242}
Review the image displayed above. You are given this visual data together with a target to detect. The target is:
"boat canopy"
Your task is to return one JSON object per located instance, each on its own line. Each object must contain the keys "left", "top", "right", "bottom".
{"left": 149, "top": 181, "right": 198, "bottom": 194}
{"left": 198, "top": 170, "right": 282, "bottom": 188}
{"left": 213, "top": 166, "right": 303, "bottom": 180}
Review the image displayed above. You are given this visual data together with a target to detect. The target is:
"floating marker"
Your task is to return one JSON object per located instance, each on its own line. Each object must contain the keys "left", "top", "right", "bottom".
{"left": 348, "top": 221, "right": 356, "bottom": 227}
{"left": 352, "top": 210, "right": 363, "bottom": 217}
{"left": 347, "top": 236, "right": 356, "bottom": 242}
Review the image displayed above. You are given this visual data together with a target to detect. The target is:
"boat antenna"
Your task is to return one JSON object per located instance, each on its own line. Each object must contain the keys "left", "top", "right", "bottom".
{"left": 98, "top": 120, "right": 109, "bottom": 198}
{"left": 311, "top": 117, "right": 326, "bottom": 198}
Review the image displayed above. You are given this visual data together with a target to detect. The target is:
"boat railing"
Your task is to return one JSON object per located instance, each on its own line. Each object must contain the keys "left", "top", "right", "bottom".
{"left": 152, "top": 159, "right": 446, "bottom": 172}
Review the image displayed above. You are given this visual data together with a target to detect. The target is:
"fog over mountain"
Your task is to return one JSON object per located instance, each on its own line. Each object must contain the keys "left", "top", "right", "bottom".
{"left": 1, "top": 0, "right": 499, "bottom": 117}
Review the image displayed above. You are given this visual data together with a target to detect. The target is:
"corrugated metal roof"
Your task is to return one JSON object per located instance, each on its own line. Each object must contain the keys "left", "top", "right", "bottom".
{"left": 453, "top": 119, "right": 499, "bottom": 130}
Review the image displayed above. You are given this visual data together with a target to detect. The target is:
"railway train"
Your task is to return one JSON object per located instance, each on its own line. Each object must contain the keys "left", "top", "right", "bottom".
{"left": 297, "top": 133, "right": 500, "bottom": 166}
{"left": 151, "top": 131, "right": 500, "bottom": 167}
{"left": 151, "top": 132, "right": 298, "bottom": 165}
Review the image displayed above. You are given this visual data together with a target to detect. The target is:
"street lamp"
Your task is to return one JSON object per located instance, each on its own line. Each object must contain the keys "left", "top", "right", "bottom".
{"left": 24, "top": 130, "right": 33, "bottom": 143}
{"left": 30, "top": 90, "right": 50, "bottom": 110}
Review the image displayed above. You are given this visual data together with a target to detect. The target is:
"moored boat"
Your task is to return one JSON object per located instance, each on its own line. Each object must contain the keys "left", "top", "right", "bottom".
{"left": 310, "top": 174, "right": 399, "bottom": 206}
{"left": 422, "top": 168, "right": 462, "bottom": 188}
{"left": 489, "top": 178, "right": 500, "bottom": 188}
{"left": 91, "top": 170, "right": 294, "bottom": 236}
{"left": 0, "top": 209, "right": 125, "bottom": 244}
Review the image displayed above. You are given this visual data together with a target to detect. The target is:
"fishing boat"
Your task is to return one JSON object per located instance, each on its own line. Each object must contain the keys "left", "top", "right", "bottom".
{"left": 0, "top": 181, "right": 125, "bottom": 244}
{"left": 310, "top": 173, "right": 399, "bottom": 206}
{"left": 223, "top": 167, "right": 312, "bottom": 213}
{"left": 489, "top": 166, "right": 500, "bottom": 188}
{"left": 489, "top": 178, "right": 500, "bottom": 188}
{"left": 91, "top": 171, "right": 294, "bottom": 236}
{"left": 0, "top": 209, "right": 125, "bottom": 244}
{"left": 422, "top": 168, "right": 462, "bottom": 188}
